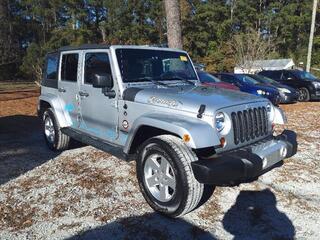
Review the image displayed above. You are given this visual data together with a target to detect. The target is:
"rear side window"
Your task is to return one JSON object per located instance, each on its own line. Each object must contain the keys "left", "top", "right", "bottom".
{"left": 46, "top": 54, "right": 58, "bottom": 80}
{"left": 198, "top": 72, "right": 220, "bottom": 83}
{"left": 61, "top": 53, "right": 79, "bottom": 82}
{"left": 261, "top": 71, "right": 282, "bottom": 80}
{"left": 84, "top": 52, "right": 113, "bottom": 84}
{"left": 221, "top": 75, "right": 235, "bottom": 83}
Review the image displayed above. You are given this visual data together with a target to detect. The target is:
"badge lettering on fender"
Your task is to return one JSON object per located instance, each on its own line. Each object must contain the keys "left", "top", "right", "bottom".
{"left": 148, "top": 96, "right": 179, "bottom": 108}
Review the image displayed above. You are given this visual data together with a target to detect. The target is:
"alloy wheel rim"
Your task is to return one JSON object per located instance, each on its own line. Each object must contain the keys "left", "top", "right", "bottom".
{"left": 44, "top": 116, "right": 55, "bottom": 143}
{"left": 144, "top": 153, "right": 176, "bottom": 202}
{"left": 299, "top": 89, "right": 307, "bottom": 101}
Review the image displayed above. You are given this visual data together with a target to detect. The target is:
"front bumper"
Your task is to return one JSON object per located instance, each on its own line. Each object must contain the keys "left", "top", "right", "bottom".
{"left": 279, "top": 92, "right": 299, "bottom": 103}
{"left": 267, "top": 94, "right": 281, "bottom": 105}
{"left": 311, "top": 90, "right": 320, "bottom": 100}
{"left": 191, "top": 130, "right": 297, "bottom": 186}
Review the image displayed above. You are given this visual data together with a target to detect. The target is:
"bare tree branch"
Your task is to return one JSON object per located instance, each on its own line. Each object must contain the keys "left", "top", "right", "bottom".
{"left": 231, "top": 28, "right": 272, "bottom": 73}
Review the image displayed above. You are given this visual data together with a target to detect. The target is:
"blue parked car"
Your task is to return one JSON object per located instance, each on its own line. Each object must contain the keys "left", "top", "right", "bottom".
{"left": 246, "top": 74, "right": 299, "bottom": 104}
{"left": 213, "top": 73, "right": 281, "bottom": 105}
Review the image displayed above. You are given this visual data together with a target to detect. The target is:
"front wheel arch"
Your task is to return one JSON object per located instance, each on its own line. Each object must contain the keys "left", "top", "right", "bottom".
{"left": 128, "top": 125, "right": 180, "bottom": 155}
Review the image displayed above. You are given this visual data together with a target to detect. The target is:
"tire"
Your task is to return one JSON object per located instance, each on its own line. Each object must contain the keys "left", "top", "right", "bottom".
{"left": 42, "top": 108, "right": 70, "bottom": 151}
{"left": 298, "top": 87, "right": 310, "bottom": 102}
{"left": 136, "top": 135, "right": 205, "bottom": 217}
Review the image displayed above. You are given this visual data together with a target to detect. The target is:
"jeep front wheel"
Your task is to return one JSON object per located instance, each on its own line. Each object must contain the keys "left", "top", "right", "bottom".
{"left": 136, "top": 135, "right": 204, "bottom": 217}
{"left": 42, "top": 108, "right": 70, "bottom": 151}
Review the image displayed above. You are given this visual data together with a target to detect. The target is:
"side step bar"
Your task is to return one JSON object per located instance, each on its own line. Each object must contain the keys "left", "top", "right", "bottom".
{"left": 61, "top": 127, "right": 135, "bottom": 161}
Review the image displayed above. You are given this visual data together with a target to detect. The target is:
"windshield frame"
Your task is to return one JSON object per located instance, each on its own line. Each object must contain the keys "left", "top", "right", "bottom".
{"left": 114, "top": 47, "right": 199, "bottom": 85}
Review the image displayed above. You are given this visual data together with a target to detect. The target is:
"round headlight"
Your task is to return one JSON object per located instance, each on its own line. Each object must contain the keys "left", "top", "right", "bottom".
{"left": 215, "top": 112, "right": 225, "bottom": 132}
{"left": 266, "top": 103, "right": 272, "bottom": 113}
{"left": 257, "top": 89, "right": 266, "bottom": 95}
{"left": 266, "top": 103, "right": 274, "bottom": 121}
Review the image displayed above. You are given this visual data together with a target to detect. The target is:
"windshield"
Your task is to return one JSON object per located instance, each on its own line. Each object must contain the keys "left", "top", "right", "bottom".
{"left": 292, "top": 71, "right": 318, "bottom": 81}
{"left": 249, "top": 74, "right": 276, "bottom": 84}
{"left": 197, "top": 71, "right": 221, "bottom": 83}
{"left": 115, "top": 48, "right": 197, "bottom": 83}
{"left": 236, "top": 74, "right": 260, "bottom": 85}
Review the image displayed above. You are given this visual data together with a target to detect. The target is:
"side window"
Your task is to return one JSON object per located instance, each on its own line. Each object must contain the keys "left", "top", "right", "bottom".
{"left": 214, "top": 74, "right": 221, "bottom": 80}
{"left": 221, "top": 75, "right": 234, "bottom": 83}
{"left": 84, "top": 52, "right": 113, "bottom": 85}
{"left": 61, "top": 53, "right": 79, "bottom": 82}
{"left": 260, "top": 71, "right": 272, "bottom": 77}
{"left": 46, "top": 54, "right": 58, "bottom": 80}
{"left": 282, "top": 71, "right": 295, "bottom": 80}
{"left": 269, "top": 71, "right": 282, "bottom": 80}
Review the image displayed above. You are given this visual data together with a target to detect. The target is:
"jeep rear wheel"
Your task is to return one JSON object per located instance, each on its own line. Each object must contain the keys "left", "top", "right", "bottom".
{"left": 136, "top": 135, "right": 204, "bottom": 217}
{"left": 43, "top": 108, "right": 70, "bottom": 151}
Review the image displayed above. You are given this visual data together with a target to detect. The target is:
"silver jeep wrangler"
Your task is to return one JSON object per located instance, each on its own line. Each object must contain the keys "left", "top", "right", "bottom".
{"left": 38, "top": 45, "right": 297, "bottom": 217}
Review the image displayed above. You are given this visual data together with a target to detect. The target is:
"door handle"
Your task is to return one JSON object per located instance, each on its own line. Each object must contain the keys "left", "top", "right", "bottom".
{"left": 79, "top": 91, "right": 89, "bottom": 97}
{"left": 58, "top": 87, "right": 66, "bottom": 93}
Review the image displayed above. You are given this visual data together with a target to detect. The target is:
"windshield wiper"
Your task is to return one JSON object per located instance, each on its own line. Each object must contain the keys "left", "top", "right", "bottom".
{"left": 161, "top": 75, "right": 196, "bottom": 86}
{"left": 128, "top": 77, "right": 169, "bottom": 87}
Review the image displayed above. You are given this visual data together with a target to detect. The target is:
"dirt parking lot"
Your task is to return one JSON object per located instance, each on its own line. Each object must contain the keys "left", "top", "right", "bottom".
{"left": 0, "top": 94, "right": 319, "bottom": 240}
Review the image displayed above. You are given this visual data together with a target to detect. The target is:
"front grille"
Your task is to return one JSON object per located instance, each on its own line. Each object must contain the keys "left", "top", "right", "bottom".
{"left": 231, "top": 107, "right": 268, "bottom": 145}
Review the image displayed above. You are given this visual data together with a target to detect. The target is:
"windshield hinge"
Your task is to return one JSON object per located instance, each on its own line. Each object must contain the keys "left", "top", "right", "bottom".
{"left": 197, "top": 104, "right": 206, "bottom": 118}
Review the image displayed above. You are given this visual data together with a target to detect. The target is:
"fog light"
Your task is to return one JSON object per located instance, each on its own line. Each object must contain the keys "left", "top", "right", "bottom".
{"left": 280, "top": 147, "right": 287, "bottom": 158}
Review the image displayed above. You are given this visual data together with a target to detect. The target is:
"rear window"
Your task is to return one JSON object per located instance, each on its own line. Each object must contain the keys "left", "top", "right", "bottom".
{"left": 45, "top": 54, "right": 59, "bottom": 80}
{"left": 61, "top": 53, "right": 79, "bottom": 82}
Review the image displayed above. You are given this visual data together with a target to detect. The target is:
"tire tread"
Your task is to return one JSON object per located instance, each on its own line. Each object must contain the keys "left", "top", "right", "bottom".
{"left": 43, "top": 108, "right": 70, "bottom": 151}
{"left": 156, "top": 135, "right": 204, "bottom": 217}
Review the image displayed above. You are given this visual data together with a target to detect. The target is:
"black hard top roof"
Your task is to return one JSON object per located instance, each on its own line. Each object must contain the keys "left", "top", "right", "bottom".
{"left": 58, "top": 44, "right": 110, "bottom": 51}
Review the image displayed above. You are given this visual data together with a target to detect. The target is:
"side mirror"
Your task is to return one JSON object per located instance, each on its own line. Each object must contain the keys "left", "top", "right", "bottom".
{"left": 92, "top": 73, "right": 113, "bottom": 88}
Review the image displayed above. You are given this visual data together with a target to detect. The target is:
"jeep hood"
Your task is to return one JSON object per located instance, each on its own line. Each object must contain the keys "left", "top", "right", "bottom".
{"left": 125, "top": 85, "right": 268, "bottom": 115}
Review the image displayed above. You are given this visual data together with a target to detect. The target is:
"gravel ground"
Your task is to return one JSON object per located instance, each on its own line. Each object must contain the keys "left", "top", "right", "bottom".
{"left": 0, "top": 97, "right": 319, "bottom": 240}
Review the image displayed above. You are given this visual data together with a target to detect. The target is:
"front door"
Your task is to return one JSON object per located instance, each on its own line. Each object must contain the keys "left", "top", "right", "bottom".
{"left": 78, "top": 50, "right": 119, "bottom": 142}
{"left": 281, "top": 71, "right": 301, "bottom": 88}
{"left": 58, "top": 52, "right": 80, "bottom": 127}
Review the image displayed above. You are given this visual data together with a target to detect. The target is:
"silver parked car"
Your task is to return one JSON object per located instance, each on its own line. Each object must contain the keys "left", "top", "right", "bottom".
{"left": 38, "top": 45, "right": 297, "bottom": 217}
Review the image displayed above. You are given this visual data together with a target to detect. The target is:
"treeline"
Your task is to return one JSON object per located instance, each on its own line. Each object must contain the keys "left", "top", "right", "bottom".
{"left": 0, "top": 0, "right": 319, "bottom": 81}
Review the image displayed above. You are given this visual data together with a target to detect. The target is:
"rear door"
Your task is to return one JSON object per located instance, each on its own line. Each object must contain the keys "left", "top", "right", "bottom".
{"left": 58, "top": 52, "right": 80, "bottom": 127}
{"left": 78, "top": 50, "right": 119, "bottom": 142}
